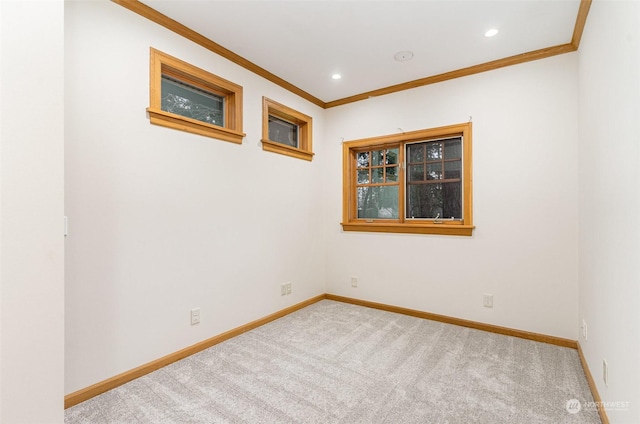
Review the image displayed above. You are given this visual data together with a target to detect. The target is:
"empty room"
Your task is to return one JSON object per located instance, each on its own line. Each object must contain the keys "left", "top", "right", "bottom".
{"left": 1, "top": 0, "right": 638, "bottom": 423}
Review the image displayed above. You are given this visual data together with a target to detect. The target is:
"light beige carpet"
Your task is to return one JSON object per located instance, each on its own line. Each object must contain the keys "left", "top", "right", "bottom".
{"left": 65, "top": 300, "right": 601, "bottom": 423}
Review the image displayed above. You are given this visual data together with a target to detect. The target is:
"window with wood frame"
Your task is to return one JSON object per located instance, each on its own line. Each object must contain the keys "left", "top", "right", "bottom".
{"left": 261, "top": 97, "right": 313, "bottom": 161}
{"left": 147, "top": 48, "right": 245, "bottom": 144}
{"left": 342, "top": 123, "right": 474, "bottom": 236}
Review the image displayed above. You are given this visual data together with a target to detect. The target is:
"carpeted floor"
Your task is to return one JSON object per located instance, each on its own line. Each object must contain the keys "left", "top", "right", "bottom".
{"left": 65, "top": 300, "right": 601, "bottom": 423}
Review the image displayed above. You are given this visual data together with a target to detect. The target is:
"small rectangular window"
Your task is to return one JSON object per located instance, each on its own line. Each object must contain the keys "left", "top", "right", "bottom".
{"left": 147, "top": 48, "right": 245, "bottom": 144}
{"left": 262, "top": 97, "right": 313, "bottom": 161}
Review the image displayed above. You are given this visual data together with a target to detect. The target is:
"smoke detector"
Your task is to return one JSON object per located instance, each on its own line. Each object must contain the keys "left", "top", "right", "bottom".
{"left": 394, "top": 51, "right": 414, "bottom": 62}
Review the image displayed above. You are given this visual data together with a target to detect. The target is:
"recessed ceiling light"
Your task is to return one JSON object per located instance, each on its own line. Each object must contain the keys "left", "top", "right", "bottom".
{"left": 394, "top": 51, "right": 414, "bottom": 62}
{"left": 484, "top": 28, "right": 499, "bottom": 37}
{"left": 332, "top": 73, "right": 342, "bottom": 80}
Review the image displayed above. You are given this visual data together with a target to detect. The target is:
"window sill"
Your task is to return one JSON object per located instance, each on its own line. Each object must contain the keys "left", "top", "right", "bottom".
{"left": 261, "top": 139, "right": 314, "bottom": 161}
{"left": 341, "top": 222, "right": 475, "bottom": 236}
{"left": 147, "top": 108, "right": 245, "bottom": 144}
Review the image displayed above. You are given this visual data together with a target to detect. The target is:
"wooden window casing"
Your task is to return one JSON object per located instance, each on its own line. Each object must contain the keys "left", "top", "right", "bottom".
{"left": 261, "top": 97, "right": 313, "bottom": 161}
{"left": 148, "top": 48, "right": 245, "bottom": 144}
{"left": 342, "top": 123, "right": 474, "bottom": 236}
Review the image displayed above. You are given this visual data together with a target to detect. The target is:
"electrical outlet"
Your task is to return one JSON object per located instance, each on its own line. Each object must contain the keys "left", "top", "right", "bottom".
{"left": 190, "top": 308, "right": 200, "bottom": 325}
{"left": 351, "top": 276, "right": 358, "bottom": 288}
{"left": 582, "top": 319, "right": 588, "bottom": 341}
{"left": 281, "top": 282, "right": 292, "bottom": 296}
{"left": 603, "top": 359, "right": 608, "bottom": 386}
{"left": 483, "top": 293, "right": 493, "bottom": 308}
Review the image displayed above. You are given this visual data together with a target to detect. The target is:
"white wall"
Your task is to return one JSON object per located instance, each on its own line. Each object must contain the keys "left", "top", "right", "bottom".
{"left": 577, "top": 1, "right": 640, "bottom": 423}
{"left": 64, "top": 1, "right": 326, "bottom": 394}
{"left": 65, "top": 5, "right": 640, "bottom": 422}
{"left": 0, "top": 1, "right": 65, "bottom": 422}
{"left": 324, "top": 54, "right": 580, "bottom": 340}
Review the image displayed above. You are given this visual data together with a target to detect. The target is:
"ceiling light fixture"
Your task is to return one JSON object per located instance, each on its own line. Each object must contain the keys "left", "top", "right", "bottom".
{"left": 332, "top": 73, "right": 342, "bottom": 80}
{"left": 484, "top": 28, "right": 499, "bottom": 37}
{"left": 394, "top": 51, "right": 414, "bottom": 62}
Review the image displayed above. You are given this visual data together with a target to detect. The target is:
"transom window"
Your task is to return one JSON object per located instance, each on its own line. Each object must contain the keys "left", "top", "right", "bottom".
{"left": 147, "top": 48, "right": 245, "bottom": 144}
{"left": 342, "top": 123, "right": 474, "bottom": 236}
{"left": 262, "top": 97, "right": 313, "bottom": 161}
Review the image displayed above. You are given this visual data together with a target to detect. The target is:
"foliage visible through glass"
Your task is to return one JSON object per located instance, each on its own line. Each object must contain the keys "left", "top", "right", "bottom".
{"left": 161, "top": 75, "right": 224, "bottom": 126}
{"left": 406, "top": 138, "right": 462, "bottom": 219}
{"left": 357, "top": 152, "right": 370, "bottom": 168}
{"left": 357, "top": 169, "right": 369, "bottom": 184}
{"left": 407, "top": 183, "right": 461, "bottom": 219}
{"left": 268, "top": 116, "right": 299, "bottom": 148}
{"left": 357, "top": 186, "right": 399, "bottom": 219}
{"left": 356, "top": 148, "right": 399, "bottom": 219}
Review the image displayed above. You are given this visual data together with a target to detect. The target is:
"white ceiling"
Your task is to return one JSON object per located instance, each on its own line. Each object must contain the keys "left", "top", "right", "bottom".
{"left": 141, "top": 0, "right": 581, "bottom": 103}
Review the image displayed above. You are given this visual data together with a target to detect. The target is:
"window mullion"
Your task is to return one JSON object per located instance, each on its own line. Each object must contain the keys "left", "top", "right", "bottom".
{"left": 399, "top": 143, "right": 406, "bottom": 223}
{"left": 352, "top": 150, "right": 359, "bottom": 221}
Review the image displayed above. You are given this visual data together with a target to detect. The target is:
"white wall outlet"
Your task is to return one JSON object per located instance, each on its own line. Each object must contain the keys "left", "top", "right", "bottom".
{"left": 582, "top": 319, "right": 588, "bottom": 341}
{"left": 483, "top": 293, "right": 493, "bottom": 308}
{"left": 351, "top": 276, "right": 358, "bottom": 288}
{"left": 281, "top": 282, "right": 292, "bottom": 296}
{"left": 190, "top": 308, "right": 200, "bottom": 325}
{"left": 603, "top": 359, "right": 608, "bottom": 386}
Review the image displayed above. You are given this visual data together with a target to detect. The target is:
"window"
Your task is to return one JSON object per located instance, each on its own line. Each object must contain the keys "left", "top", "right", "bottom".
{"left": 262, "top": 97, "right": 313, "bottom": 161}
{"left": 342, "top": 123, "right": 474, "bottom": 236}
{"left": 147, "top": 48, "right": 245, "bottom": 144}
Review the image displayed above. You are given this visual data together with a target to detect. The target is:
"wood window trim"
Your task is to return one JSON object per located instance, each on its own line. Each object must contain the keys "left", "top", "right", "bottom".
{"left": 342, "top": 122, "right": 474, "bottom": 236}
{"left": 261, "top": 97, "right": 313, "bottom": 161}
{"left": 147, "top": 48, "right": 245, "bottom": 144}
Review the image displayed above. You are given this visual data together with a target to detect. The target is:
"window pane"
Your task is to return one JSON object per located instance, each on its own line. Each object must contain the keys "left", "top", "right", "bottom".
{"left": 426, "top": 163, "right": 442, "bottom": 180}
{"left": 371, "top": 149, "right": 385, "bottom": 166}
{"left": 357, "top": 186, "right": 399, "bottom": 219}
{"left": 372, "top": 167, "right": 384, "bottom": 183}
{"left": 407, "top": 182, "right": 461, "bottom": 219}
{"left": 357, "top": 169, "right": 369, "bottom": 184}
{"left": 407, "top": 184, "right": 442, "bottom": 219}
{"left": 426, "top": 143, "right": 442, "bottom": 160}
{"left": 444, "top": 161, "right": 461, "bottom": 179}
{"left": 357, "top": 152, "right": 369, "bottom": 168}
{"left": 386, "top": 148, "right": 399, "bottom": 165}
{"left": 268, "top": 116, "right": 299, "bottom": 148}
{"left": 442, "top": 182, "right": 462, "bottom": 218}
{"left": 407, "top": 144, "right": 424, "bottom": 163}
{"left": 444, "top": 139, "right": 462, "bottom": 159}
{"left": 161, "top": 76, "right": 224, "bottom": 126}
{"left": 387, "top": 166, "right": 398, "bottom": 182}
{"left": 409, "top": 165, "right": 424, "bottom": 181}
